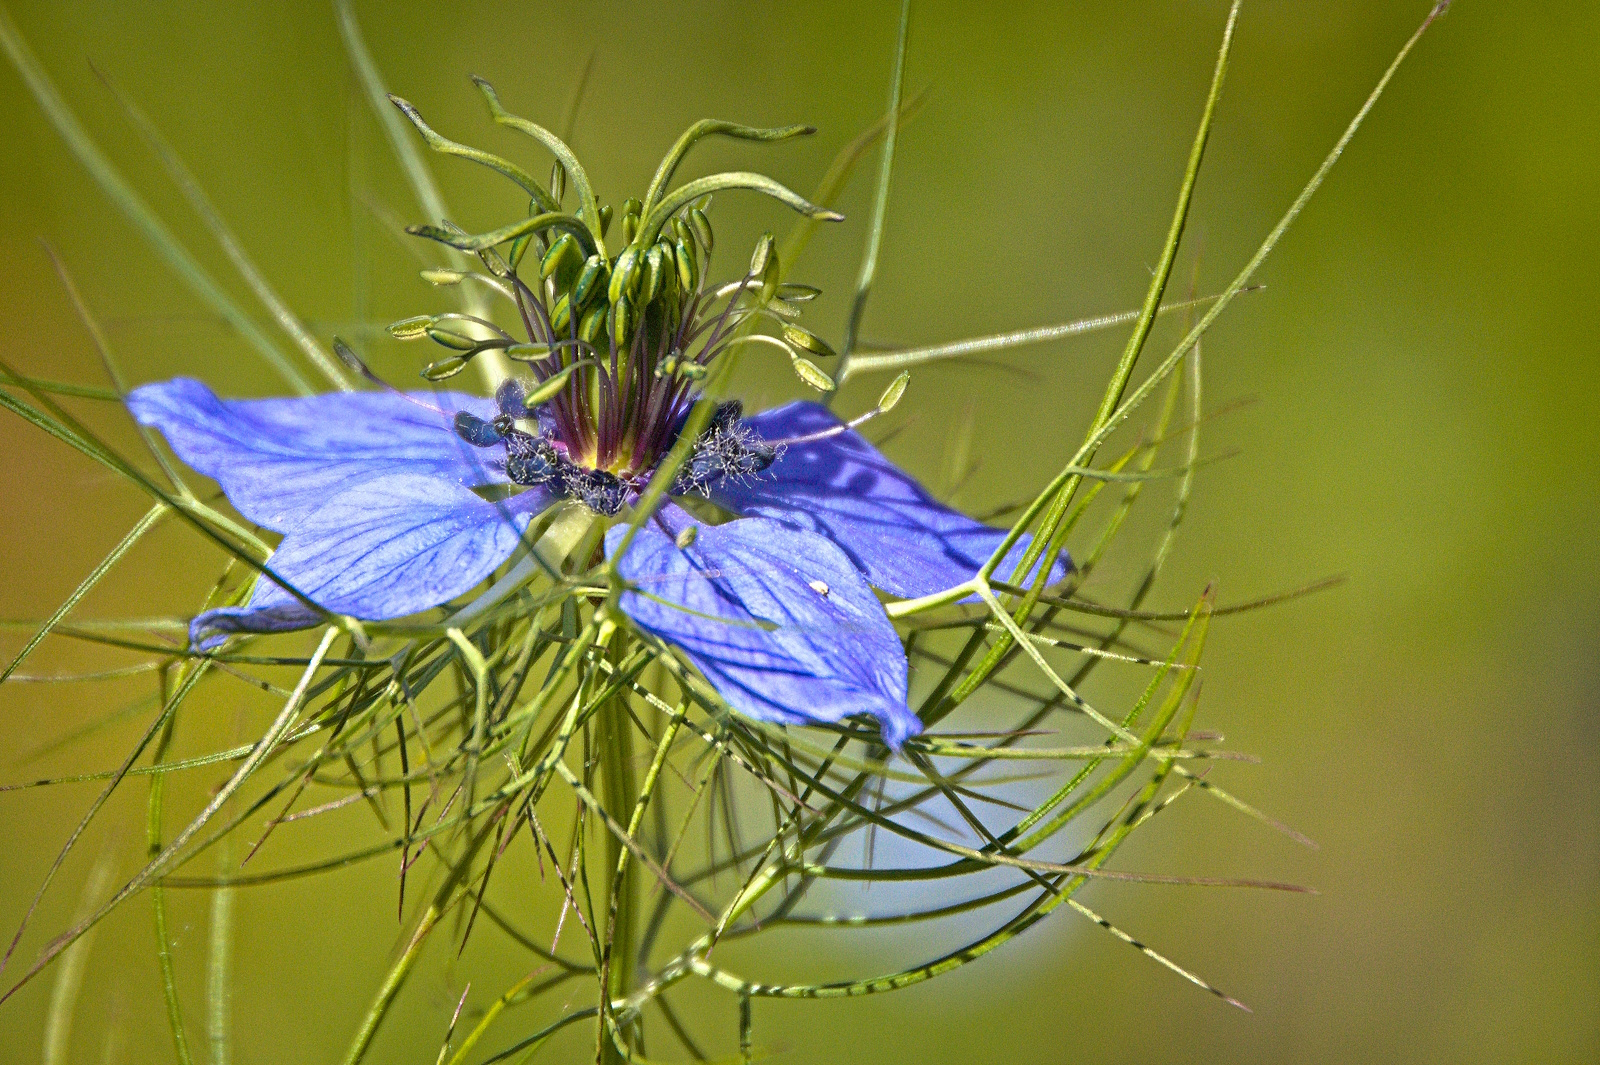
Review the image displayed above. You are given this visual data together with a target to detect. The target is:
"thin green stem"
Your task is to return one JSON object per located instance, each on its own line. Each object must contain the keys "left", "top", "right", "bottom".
{"left": 0, "top": 503, "right": 168, "bottom": 685}
{"left": 594, "top": 637, "right": 639, "bottom": 1064}
{"left": 341, "top": 902, "right": 441, "bottom": 1065}
{"left": 148, "top": 674, "right": 195, "bottom": 1065}
{"left": 834, "top": 0, "right": 912, "bottom": 391}
{"left": 334, "top": 0, "right": 508, "bottom": 389}
{"left": 944, "top": 0, "right": 1241, "bottom": 713}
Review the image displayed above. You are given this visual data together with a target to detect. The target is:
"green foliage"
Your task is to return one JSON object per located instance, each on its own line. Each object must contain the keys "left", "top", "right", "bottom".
{"left": 0, "top": 1, "right": 1452, "bottom": 1061}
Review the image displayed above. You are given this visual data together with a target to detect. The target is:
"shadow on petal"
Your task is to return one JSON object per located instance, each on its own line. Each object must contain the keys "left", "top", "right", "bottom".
{"left": 192, "top": 474, "right": 551, "bottom": 649}
{"left": 129, "top": 377, "right": 502, "bottom": 531}
{"left": 710, "top": 401, "right": 1070, "bottom": 598}
{"left": 607, "top": 504, "right": 918, "bottom": 749}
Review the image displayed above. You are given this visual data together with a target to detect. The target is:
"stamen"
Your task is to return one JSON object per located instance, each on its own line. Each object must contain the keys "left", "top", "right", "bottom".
{"left": 767, "top": 407, "right": 882, "bottom": 447}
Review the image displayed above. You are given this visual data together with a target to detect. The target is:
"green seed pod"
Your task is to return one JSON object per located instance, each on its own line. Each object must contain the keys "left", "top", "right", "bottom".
{"left": 642, "top": 244, "right": 666, "bottom": 305}
{"left": 689, "top": 206, "right": 714, "bottom": 252}
{"left": 608, "top": 247, "right": 641, "bottom": 305}
{"left": 597, "top": 203, "right": 614, "bottom": 237}
{"left": 509, "top": 232, "right": 535, "bottom": 272}
{"left": 619, "top": 197, "right": 643, "bottom": 246}
{"left": 750, "top": 233, "right": 779, "bottom": 303}
{"left": 777, "top": 282, "right": 821, "bottom": 302}
{"left": 541, "top": 233, "right": 581, "bottom": 281}
{"left": 674, "top": 237, "right": 698, "bottom": 292}
{"left": 673, "top": 219, "right": 699, "bottom": 263}
{"left": 579, "top": 304, "right": 607, "bottom": 346}
{"left": 506, "top": 343, "right": 554, "bottom": 362}
{"left": 525, "top": 363, "right": 580, "bottom": 408}
{"left": 878, "top": 370, "right": 910, "bottom": 413}
{"left": 782, "top": 324, "right": 836, "bottom": 358}
{"left": 425, "top": 326, "right": 481, "bottom": 351}
{"left": 477, "top": 246, "right": 512, "bottom": 279}
{"left": 748, "top": 233, "right": 772, "bottom": 276}
{"left": 789, "top": 355, "right": 835, "bottom": 392}
{"left": 655, "top": 241, "right": 679, "bottom": 295}
{"left": 388, "top": 315, "right": 433, "bottom": 340}
{"left": 420, "top": 269, "right": 465, "bottom": 286}
{"left": 572, "top": 254, "right": 608, "bottom": 308}
{"left": 610, "top": 295, "right": 635, "bottom": 345}
{"left": 549, "top": 293, "right": 572, "bottom": 333}
{"left": 421, "top": 354, "right": 472, "bottom": 381}
{"left": 549, "top": 161, "right": 567, "bottom": 204}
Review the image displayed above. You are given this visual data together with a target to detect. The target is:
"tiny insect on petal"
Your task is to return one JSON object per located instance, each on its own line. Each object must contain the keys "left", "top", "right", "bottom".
{"left": 710, "top": 401, "right": 1073, "bottom": 599}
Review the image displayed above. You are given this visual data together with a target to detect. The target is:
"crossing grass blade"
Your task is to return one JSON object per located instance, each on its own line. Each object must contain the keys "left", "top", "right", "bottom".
{"left": 834, "top": 0, "right": 912, "bottom": 392}
{"left": 91, "top": 65, "right": 353, "bottom": 391}
{"left": 0, "top": 3, "right": 313, "bottom": 393}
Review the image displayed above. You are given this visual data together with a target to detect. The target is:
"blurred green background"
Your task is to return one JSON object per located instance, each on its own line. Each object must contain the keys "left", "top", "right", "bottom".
{"left": 0, "top": 1, "right": 1595, "bottom": 1062}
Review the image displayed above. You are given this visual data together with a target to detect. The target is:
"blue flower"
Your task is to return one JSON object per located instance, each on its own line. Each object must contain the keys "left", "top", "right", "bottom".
{"left": 129, "top": 375, "right": 1067, "bottom": 749}
{"left": 124, "top": 89, "right": 1069, "bottom": 750}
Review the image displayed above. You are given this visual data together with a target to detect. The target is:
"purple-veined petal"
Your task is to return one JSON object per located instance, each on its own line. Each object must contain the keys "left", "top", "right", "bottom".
{"left": 606, "top": 505, "right": 918, "bottom": 749}
{"left": 191, "top": 474, "right": 551, "bottom": 649}
{"left": 128, "top": 377, "right": 501, "bottom": 531}
{"left": 708, "top": 402, "right": 1071, "bottom": 599}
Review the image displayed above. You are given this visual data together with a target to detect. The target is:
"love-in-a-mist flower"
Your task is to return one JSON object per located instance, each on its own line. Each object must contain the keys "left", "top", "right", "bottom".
{"left": 127, "top": 82, "right": 1068, "bottom": 749}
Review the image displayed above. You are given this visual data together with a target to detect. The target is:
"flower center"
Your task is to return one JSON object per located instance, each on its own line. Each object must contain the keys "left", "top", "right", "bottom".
{"left": 385, "top": 145, "right": 834, "bottom": 515}
{"left": 454, "top": 384, "right": 776, "bottom": 516}
{"left": 416, "top": 197, "right": 807, "bottom": 514}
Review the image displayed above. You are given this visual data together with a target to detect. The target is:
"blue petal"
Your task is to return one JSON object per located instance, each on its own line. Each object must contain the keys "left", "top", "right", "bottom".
{"left": 606, "top": 506, "right": 918, "bottom": 749}
{"left": 191, "top": 474, "right": 551, "bottom": 649}
{"left": 128, "top": 378, "right": 501, "bottom": 531}
{"left": 708, "top": 402, "right": 1071, "bottom": 598}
